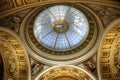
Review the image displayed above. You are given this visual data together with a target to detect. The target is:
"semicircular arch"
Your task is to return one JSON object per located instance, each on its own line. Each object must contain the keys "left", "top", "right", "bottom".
{"left": 0, "top": 27, "right": 31, "bottom": 80}
{"left": 98, "top": 18, "right": 120, "bottom": 80}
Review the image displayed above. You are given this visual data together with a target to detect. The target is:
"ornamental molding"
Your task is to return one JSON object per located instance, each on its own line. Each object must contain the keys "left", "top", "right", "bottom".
{"left": 0, "top": 0, "right": 120, "bottom": 18}
{"left": 19, "top": 3, "right": 103, "bottom": 65}
{"left": 35, "top": 65, "right": 96, "bottom": 80}
{"left": 98, "top": 18, "right": 120, "bottom": 80}
{"left": 0, "top": 27, "right": 31, "bottom": 80}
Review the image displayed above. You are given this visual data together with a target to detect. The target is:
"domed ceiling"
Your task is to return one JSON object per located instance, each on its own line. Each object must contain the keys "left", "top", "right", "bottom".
{"left": 34, "top": 5, "right": 89, "bottom": 51}
{"left": 0, "top": 1, "right": 120, "bottom": 80}
{"left": 20, "top": 3, "right": 102, "bottom": 64}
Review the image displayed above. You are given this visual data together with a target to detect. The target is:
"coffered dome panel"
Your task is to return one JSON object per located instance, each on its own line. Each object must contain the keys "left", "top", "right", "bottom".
{"left": 19, "top": 3, "right": 103, "bottom": 65}
{"left": 0, "top": 27, "right": 30, "bottom": 80}
{"left": 98, "top": 18, "right": 120, "bottom": 80}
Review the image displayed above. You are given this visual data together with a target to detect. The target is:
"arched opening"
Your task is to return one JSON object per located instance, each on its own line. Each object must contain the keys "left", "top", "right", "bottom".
{"left": 0, "top": 54, "right": 4, "bottom": 80}
{"left": 98, "top": 18, "right": 120, "bottom": 80}
{"left": 0, "top": 27, "right": 30, "bottom": 80}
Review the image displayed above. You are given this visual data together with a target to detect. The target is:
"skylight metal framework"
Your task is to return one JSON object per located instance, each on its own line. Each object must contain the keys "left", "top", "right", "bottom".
{"left": 34, "top": 5, "right": 89, "bottom": 51}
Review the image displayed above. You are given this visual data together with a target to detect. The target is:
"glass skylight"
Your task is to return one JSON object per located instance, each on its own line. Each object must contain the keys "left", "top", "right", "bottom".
{"left": 34, "top": 5, "right": 89, "bottom": 51}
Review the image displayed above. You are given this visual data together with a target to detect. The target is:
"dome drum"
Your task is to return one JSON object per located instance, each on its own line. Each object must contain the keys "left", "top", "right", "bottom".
{"left": 19, "top": 3, "right": 103, "bottom": 64}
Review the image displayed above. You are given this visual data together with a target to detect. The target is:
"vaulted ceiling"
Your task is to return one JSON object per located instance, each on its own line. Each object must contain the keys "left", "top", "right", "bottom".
{"left": 0, "top": 0, "right": 120, "bottom": 80}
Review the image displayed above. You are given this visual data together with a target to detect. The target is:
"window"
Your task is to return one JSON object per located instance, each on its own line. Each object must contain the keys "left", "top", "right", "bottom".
{"left": 34, "top": 5, "right": 89, "bottom": 51}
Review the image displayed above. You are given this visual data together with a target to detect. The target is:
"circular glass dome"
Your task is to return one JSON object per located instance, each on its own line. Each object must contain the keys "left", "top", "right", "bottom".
{"left": 34, "top": 5, "right": 89, "bottom": 51}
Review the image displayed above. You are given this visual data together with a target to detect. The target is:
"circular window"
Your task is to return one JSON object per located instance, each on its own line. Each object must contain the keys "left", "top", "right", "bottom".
{"left": 34, "top": 5, "right": 89, "bottom": 51}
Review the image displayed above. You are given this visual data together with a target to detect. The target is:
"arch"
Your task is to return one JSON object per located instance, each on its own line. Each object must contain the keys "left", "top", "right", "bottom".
{"left": 0, "top": 54, "right": 4, "bottom": 80}
{"left": 0, "top": 27, "right": 31, "bottom": 80}
{"left": 35, "top": 65, "right": 96, "bottom": 80}
{"left": 98, "top": 18, "right": 120, "bottom": 80}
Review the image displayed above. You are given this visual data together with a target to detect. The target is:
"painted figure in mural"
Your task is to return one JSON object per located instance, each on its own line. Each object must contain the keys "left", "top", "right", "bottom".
{"left": 32, "top": 62, "right": 44, "bottom": 76}
{"left": 114, "top": 46, "right": 120, "bottom": 69}
{"left": 32, "top": 63, "right": 40, "bottom": 75}
{"left": 84, "top": 61, "right": 96, "bottom": 73}
{"left": 117, "top": 49, "right": 120, "bottom": 69}
{"left": 0, "top": 15, "right": 21, "bottom": 32}
{"left": 8, "top": 55, "right": 16, "bottom": 75}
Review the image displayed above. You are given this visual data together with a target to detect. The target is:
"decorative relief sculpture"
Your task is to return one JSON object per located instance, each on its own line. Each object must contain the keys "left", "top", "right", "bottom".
{"left": 32, "top": 63, "right": 38, "bottom": 75}
{"left": 85, "top": 4, "right": 120, "bottom": 26}
{"left": 30, "top": 58, "right": 45, "bottom": 77}
{"left": 8, "top": 55, "right": 16, "bottom": 75}
{"left": 99, "top": 24, "right": 120, "bottom": 80}
{"left": 114, "top": 47, "right": 120, "bottom": 69}
{"left": 117, "top": 52, "right": 120, "bottom": 69}
{"left": 82, "top": 57, "right": 97, "bottom": 78}
{"left": 84, "top": 61, "right": 96, "bottom": 74}
{"left": 0, "top": 15, "right": 21, "bottom": 32}
{"left": 0, "top": 0, "right": 14, "bottom": 12}
{"left": 0, "top": 32, "right": 29, "bottom": 80}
